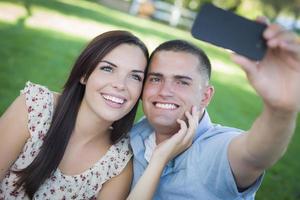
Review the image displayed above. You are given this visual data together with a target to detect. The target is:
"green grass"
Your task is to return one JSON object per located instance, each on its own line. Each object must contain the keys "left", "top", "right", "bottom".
{"left": 0, "top": 20, "right": 86, "bottom": 111}
{"left": 0, "top": 0, "right": 299, "bottom": 199}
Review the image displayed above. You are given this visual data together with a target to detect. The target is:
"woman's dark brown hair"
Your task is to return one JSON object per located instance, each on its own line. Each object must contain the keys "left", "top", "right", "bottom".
{"left": 14, "top": 30, "right": 149, "bottom": 198}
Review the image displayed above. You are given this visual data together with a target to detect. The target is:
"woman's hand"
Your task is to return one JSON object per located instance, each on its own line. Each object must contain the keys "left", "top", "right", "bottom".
{"left": 127, "top": 106, "right": 200, "bottom": 200}
{"left": 151, "top": 106, "right": 201, "bottom": 165}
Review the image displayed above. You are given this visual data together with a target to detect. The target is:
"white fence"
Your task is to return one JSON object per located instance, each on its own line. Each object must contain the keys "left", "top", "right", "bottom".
{"left": 129, "top": 0, "right": 197, "bottom": 29}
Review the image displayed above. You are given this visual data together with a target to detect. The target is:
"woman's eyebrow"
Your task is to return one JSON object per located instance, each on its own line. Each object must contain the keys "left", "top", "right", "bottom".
{"left": 132, "top": 70, "right": 145, "bottom": 74}
{"left": 100, "top": 60, "right": 117, "bottom": 68}
{"left": 100, "top": 61, "right": 144, "bottom": 73}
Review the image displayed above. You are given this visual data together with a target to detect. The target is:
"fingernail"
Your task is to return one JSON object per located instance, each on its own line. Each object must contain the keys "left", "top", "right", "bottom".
{"left": 263, "top": 29, "right": 271, "bottom": 38}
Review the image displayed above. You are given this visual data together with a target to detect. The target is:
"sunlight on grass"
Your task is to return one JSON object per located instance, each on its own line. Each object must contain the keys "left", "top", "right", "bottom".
{"left": 0, "top": 0, "right": 254, "bottom": 95}
{"left": 0, "top": 0, "right": 263, "bottom": 129}
{"left": 211, "top": 60, "right": 256, "bottom": 94}
{"left": 59, "top": 0, "right": 190, "bottom": 38}
{"left": 0, "top": 1, "right": 164, "bottom": 53}
{"left": 0, "top": 2, "right": 26, "bottom": 23}
{"left": 0, "top": 1, "right": 114, "bottom": 39}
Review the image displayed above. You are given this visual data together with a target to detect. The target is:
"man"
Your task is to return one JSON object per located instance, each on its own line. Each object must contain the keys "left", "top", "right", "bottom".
{"left": 130, "top": 23, "right": 300, "bottom": 199}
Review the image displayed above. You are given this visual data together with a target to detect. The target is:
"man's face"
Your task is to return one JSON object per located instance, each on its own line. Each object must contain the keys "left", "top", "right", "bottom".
{"left": 142, "top": 50, "right": 212, "bottom": 133}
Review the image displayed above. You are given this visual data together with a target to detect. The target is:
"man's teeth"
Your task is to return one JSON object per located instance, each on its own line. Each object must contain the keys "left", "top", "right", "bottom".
{"left": 155, "top": 103, "right": 177, "bottom": 109}
{"left": 103, "top": 95, "right": 125, "bottom": 104}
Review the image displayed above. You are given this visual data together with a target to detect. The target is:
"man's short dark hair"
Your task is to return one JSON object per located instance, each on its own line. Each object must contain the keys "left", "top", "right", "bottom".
{"left": 149, "top": 40, "right": 211, "bottom": 83}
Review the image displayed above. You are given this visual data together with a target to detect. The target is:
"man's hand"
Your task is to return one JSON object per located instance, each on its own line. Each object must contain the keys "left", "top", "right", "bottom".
{"left": 228, "top": 22, "right": 300, "bottom": 189}
{"left": 232, "top": 23, "right": 300, "bottom": 114}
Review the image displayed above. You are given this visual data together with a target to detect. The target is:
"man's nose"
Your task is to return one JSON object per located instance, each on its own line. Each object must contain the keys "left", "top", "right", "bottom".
{"left": 158, "top": 81, "right": 174, "bottom": 97}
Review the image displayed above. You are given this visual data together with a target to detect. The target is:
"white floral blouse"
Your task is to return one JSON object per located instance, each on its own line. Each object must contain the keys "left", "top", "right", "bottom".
{"left": 0, "top": 82, "right": 132, "bottom": 200}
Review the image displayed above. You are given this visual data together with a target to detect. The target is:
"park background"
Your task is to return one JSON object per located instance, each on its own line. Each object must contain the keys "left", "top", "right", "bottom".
{"left": 0, "top": 0, "right": 299, "bottom": 199}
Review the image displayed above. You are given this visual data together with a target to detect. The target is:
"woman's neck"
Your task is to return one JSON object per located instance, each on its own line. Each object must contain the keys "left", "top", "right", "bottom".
{"left": 73, "top": 100, "right": 112, "bottom": 145}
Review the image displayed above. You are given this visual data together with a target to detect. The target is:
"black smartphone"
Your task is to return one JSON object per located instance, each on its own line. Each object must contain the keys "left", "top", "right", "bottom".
{"left": 191, "top": 3, "right": 267, "bottom": 60}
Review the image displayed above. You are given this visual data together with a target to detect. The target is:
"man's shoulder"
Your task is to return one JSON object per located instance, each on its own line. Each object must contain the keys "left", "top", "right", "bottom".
{"left": 202, "top": 124, "right": 243, "bottom": 140}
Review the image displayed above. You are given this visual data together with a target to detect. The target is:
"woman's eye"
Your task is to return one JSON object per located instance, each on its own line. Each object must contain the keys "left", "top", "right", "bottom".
{"left": 131, "top": 74, "right": 142, "bottom": 82}
{"left": 100, "top": 66, "right": 113, "bottom": 72}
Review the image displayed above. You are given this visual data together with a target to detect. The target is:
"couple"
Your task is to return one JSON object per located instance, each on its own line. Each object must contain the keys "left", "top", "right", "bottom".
{"left": 0, "top": 22, "right": 300, "bottom": 199}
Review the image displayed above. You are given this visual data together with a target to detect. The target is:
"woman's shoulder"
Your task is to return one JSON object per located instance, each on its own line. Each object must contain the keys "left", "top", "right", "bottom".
{"left": 20, "top": 81, "right": 59, "bottom": 136}
{"left": 21, "top": 81, "right": 61, "bottom": 109}
{"left": 110, "top": 137, "right": 132, "bottom": 170}
{"left": 21, "top": 81, "right": 57, "bottom": 99}
{"left": 89, "top": 137, "right": 132, "bottom": 187}
{"left": 113, "top": 137, "right": 132, "bottom": 156}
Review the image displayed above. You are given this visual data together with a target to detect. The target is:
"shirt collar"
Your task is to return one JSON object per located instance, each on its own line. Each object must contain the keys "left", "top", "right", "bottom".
{"left": 130, "top": 117, "right": 154, "bottom": 168}
{"left": 161, "top": 111, "right": 213, "bottom": 175}
{"left": 193, "top": 110, "right": 213, "bottom": 142}
{"left": 130, "top": 111, "right": 213, "bottom": 170}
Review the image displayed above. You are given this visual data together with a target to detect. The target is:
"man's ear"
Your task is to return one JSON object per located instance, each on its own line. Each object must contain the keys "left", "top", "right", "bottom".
{"left": 200, "top": 85, "right": 214, "bottom": 108}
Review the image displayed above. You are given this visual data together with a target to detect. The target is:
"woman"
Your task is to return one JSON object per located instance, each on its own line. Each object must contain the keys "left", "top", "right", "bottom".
{"left": 0, "top": 30, "right": 148, "bottom": 199}
{"left": 0, "top": 30, "right": 199, "bottom": 199}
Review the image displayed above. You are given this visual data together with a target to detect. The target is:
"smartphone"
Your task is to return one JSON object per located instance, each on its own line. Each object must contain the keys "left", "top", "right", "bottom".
{"left": 191, "top": 3, "right": 267, "bottom": 60}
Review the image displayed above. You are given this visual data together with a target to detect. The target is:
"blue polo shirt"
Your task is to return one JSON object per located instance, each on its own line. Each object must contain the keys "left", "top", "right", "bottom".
{"left": 130, "top": 112, "right": 263, "bottom": 200}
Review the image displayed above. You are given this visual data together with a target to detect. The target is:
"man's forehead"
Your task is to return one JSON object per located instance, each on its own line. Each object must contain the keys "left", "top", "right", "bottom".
{"left": 148, "top": 53, "right": 199, "bottom": 76}
{"left": 148, "top": 68, "right": 190, "bottom": 77}
{"left": 152, "top": 50, "right": 198, "bottom": 62}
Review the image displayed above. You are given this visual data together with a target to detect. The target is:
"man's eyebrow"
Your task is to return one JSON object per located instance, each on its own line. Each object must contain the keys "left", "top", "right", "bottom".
{"left": 147, "top": 72, "right": 163, "bottom": 77}
{"left": 174, "top": 75, "right": 193, "bottom": 81}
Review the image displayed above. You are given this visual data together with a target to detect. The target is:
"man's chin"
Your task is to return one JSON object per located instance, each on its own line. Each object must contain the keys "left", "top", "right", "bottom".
{"left": 149, "top": 117, "right": 178, "bottom": 129}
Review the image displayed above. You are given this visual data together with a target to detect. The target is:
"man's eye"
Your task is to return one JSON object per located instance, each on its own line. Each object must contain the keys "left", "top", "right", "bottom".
{"left": 177, "top": 80, "right": 189, "bottom": 86}
{"left": 149, "top": 77, "right": 160, "bottom": 82}
{"left": 100, "top": 66, "right": 113, "bottom": 72}
{"left": 132, "top": 74, "right": 142, "bottom": 82}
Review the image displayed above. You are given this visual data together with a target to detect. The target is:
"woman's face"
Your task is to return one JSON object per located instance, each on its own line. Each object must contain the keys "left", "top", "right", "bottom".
{"left": 82, "top": 43, "right": 147, "bottom": 123}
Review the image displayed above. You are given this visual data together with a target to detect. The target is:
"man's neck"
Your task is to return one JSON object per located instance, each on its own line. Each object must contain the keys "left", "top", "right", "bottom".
{"left": 155, "top": 133, "right": 171, "bottom": 145}
{"left": 154, "top": 126, "right": 180, "bottom": 144}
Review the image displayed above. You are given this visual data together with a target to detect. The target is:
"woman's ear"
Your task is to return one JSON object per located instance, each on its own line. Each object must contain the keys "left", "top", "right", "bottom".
{"left": 80, "top": 76, "right": 87, "bottom": 85}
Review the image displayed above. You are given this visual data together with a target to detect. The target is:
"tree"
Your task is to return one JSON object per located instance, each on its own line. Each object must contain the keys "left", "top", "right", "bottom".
{"left": 259, "top": 0, "right": 288, "bottom": 19}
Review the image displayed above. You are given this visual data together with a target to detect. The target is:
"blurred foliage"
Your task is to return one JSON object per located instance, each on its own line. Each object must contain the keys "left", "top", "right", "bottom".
{"left": 148, "top": 0, "right": 300, "bottom": 22}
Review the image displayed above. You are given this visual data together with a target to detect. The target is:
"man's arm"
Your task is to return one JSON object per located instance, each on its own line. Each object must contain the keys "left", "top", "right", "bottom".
{"left": 228, "top": 23, "right": 300, "bottom": 188}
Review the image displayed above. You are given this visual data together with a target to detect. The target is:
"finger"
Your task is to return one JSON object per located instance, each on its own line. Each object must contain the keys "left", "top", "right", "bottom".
{"left": 267, "top": 30, "right": 297, "bottom": 48}
{"left": 263, "top": 24, "right": 284, "bottom": 40}
{"left": 255, "top": 16, "right": 270, "bottom": 25}
{"left": 182, "top": 107, "right": 198, "bottom": 145}
{"left": 231, "top": 54, "right": 258, "bottom": 76}
{"left": 279, "top": 39, "right": 300, "bottom": 54}
{"left": 262, "top": 23, "right": 300, "bottom": 54}
{"left": 192, "top": 105, "right": 201, "bottom": 122}
{"left": 189, "top": 106, "right": 200, "bottom": 130}
{"left": 185, "top": 108, "right": 198, "bottom": 133}
{"left": 277, "top": 34, "right": 300, "bottom": 53}
{"left": 174, "top": 119, "right": 188, "bottom": 140}
{"left": 185, "top": 110, "right": 193, "bottom": 128}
